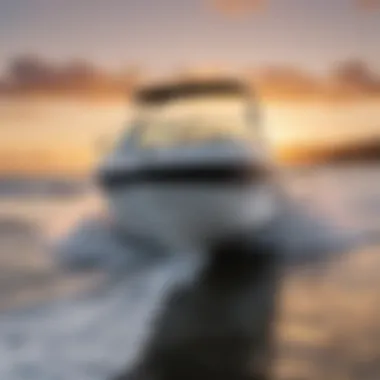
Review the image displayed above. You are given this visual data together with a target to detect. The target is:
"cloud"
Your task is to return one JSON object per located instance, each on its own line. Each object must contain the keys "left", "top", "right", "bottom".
{"left": 208, "top": 0, "right": 265, "bottom": 16}
{"left": 208, "top": 0, "right": 380, "bottom": 14}
{"left": 355, "top": 0, "right": 380, "bottom": 10}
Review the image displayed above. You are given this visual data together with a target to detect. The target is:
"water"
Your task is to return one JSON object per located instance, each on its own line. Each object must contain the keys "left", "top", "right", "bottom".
{"left": 0, "top": 164, "right": 379, "bottom": 379}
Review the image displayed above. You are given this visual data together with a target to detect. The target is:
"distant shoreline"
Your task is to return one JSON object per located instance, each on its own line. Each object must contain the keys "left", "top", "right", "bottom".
{"left": 2, "top": 92, "right": 380, "bottom": 105}
{"left": 0, "top": 142, "right": 378, "bottom": 176}
{"left": 275, "top": 138, "right": 380, "bottom": 165}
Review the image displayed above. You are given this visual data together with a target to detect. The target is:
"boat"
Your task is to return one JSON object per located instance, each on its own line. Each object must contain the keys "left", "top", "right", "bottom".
{"left": 96, "top": 77, "right": 279, "bottom": 252}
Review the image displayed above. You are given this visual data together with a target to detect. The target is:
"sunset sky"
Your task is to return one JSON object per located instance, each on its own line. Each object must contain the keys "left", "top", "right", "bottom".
{"left": 0, "top": 0, "right": 379, "bottom": 74}
{"left": 1, "top": 0, "right": 380, "bottom": 173}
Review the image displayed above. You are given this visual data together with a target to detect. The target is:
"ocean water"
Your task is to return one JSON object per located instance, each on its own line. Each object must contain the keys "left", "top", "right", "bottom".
{"left": 0, "top": 164, "right": 379, "bottom": 379}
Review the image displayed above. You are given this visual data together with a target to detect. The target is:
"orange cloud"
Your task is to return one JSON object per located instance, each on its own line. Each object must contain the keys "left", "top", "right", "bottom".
{"left": 208, "top": 0, "right": 265, "bottom": 16}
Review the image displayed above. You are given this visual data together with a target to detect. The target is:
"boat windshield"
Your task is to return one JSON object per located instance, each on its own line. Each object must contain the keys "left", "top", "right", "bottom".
{"left": 129, "top": 95, "right": 259, "bottom": 149}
